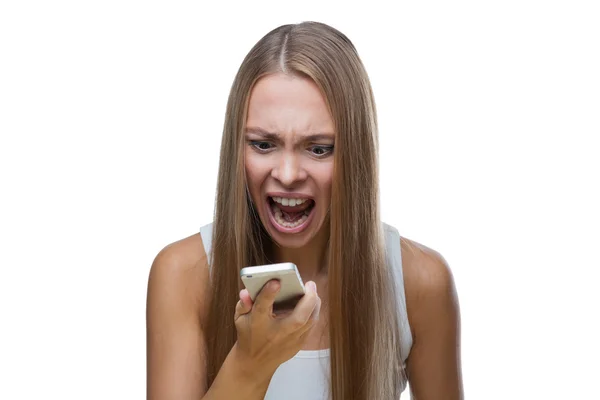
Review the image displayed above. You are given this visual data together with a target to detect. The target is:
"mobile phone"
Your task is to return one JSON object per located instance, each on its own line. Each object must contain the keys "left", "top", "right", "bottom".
{"left": 240, "top": 262, "right": 305, "bottom": 306}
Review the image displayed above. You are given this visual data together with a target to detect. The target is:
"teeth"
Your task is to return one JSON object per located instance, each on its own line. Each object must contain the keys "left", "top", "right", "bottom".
{"left": 271, "top": 203, "right": 310, "bottom": 229}
{"left": 271, "top": 196, "right": 308, "bottom": 206}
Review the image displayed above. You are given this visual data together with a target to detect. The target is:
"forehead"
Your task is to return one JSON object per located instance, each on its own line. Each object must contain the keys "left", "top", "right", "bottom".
{"left": 246, "top": 73, "right": 335, "bottom": 136}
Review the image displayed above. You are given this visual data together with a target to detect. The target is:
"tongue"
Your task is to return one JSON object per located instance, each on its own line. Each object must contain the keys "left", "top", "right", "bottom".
{"left": 281, "top": 210, "right": 305, "bottom": 222}
{"left": 272, "top": 199, "right": 313, "bottom": 222}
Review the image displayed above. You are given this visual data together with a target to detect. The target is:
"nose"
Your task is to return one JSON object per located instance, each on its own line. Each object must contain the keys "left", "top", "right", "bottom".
{"left": 271, "top": 152, "right": 307, "bottom": 187}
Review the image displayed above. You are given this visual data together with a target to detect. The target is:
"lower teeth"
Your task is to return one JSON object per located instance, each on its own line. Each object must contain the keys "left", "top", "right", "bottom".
{"left": 274, "top": 211, "right": 308, "bottom": 228}
{"left": 272, "top": 204, "right": 310, "bottom": 228}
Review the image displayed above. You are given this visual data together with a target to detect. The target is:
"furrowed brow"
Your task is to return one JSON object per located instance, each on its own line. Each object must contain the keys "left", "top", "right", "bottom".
{"left": 245, "top": 127, "right": 280, "bottom": 141}
{"left": 245, "top": 127, "right": 335, "bottom": 142}
{"left": 304, "top": 134, "right": 335, "bottom": 142}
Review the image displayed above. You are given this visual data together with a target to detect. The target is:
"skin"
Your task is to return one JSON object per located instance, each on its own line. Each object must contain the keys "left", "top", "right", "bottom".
{"left": 146, "top": 73, "right": 463, "bottom": 399}
{"left": 245, "top": 73, "right": 335, "bottom": 282}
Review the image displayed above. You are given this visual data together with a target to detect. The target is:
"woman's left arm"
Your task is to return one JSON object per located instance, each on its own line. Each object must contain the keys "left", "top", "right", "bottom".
{"left": 402, "top": 238, "right": 464, "bottom": 400}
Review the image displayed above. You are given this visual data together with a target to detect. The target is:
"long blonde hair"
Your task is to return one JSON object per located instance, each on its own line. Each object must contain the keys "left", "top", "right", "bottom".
{"left": 204, "top": 21, "right": 404, "bottom": 399}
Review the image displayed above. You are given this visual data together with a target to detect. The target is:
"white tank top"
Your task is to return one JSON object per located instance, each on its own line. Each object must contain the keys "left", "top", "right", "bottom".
{"left": 199, "top": 222, "right": 413, "bottom": 399}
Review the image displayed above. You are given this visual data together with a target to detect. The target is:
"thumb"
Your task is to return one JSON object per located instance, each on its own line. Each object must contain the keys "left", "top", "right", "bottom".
{"left": 239, "top": 289, "right": 253, "bottom": 310}
{"left": 253, "top": 279, "right": 281, "bottom": 316}
{"left": 235, "top": 289, "right": 253, "bottom": 319}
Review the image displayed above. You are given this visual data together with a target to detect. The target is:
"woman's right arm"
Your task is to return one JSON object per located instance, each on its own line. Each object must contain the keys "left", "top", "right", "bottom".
{"left": 146, "top": 237, "right": 270, "bottom": 399}
{"left": 146, "top": 237, "right": 209, "bottom": 399}
{"left": 146, "top": 236, "right": 320, "bottom": 400}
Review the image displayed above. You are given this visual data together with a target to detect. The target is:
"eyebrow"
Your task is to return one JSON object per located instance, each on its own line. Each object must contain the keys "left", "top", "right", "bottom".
{"left": 245, "top": 127, "right": 335, "bottom": 142}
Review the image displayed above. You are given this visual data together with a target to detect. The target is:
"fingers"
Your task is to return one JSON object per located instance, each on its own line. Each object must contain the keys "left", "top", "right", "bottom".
{"left": 281, "top": 281, "right": 320, "bottom": 332}
{"left": 252, "top": 279, "right": 281, "bottom": 317}
{"left": 310, "top": 295, "right": 322, "bottom": 322}
{"left": 240, "top": 289, "right": 253, "bottom": 308}
{"left": 234, "top": 289, "right": 252, "bottom": 320}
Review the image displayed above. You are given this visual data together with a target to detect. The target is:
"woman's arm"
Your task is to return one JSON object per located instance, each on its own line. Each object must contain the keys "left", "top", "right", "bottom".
{"left": 146, "top": 235, "right": 275, "bottom": 400}
{"left": 402, "top": 238, "right": 464, "bottom": 400}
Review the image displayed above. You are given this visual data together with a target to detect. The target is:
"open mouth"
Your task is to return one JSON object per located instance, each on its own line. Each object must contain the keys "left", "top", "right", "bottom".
{"left": 267, "top": 196, "right": 316, "bottom": 231}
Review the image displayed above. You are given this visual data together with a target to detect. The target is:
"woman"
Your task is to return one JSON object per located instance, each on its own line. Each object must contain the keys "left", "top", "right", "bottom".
{"left": 147, "top": 21, "right": 463, "bottom": 399}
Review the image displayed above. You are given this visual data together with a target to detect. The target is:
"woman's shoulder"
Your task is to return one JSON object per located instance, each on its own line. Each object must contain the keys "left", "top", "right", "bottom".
{"left": 399, "top": 234, "right": 459, "bottom": 339}
{"left": 153, "top": 232, "right": 208, "bottom": 272}
{"left": 147, "top": 232, "right": 211, "bottom": 322}
{"left": 400, "top": 235, "right": 451, "bottom": 285}
{"left": 383, "top": 223, "right": 452, "bottom": 286}
{"left": 146, "top": 233, "right": 212, "bottom": 396}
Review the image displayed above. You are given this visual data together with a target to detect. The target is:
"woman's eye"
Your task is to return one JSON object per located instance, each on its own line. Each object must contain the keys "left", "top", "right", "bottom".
{"left": 310, "top": 145, "right": 334, "bottom": 157}
{"left": 250, "top": 141, "right": 274, "bottom": 151}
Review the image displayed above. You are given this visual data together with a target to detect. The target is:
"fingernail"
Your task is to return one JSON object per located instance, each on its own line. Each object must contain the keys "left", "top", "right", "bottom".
{"left": 309, "top": 282, "right": 317, "bottom": 293}
{"left": 270, "top": 280, "right": 280, "bottom": 291}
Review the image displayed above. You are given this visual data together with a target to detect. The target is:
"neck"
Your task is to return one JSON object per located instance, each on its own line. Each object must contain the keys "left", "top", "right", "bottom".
{"left": 271, "top": 223, "right": 330, "bottom": 282}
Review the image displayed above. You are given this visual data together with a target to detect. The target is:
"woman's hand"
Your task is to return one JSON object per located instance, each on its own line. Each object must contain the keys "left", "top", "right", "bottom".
{"left": 233, "top": 280, "right": 321, "bottom": 372}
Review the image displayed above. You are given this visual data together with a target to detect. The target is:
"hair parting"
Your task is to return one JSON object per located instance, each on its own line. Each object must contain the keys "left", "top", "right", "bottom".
{"left": 204, "top": 22, "right": 405, "bottom": 399}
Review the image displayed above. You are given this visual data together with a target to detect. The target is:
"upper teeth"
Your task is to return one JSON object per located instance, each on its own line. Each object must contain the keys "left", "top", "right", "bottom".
{"left": 272, "top": 197, "right": 307, "bottom": 207}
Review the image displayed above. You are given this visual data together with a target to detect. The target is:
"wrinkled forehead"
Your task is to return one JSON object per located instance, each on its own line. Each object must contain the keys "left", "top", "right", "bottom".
{"left": 246, "top": 73, "right": 335, "bottom": 140}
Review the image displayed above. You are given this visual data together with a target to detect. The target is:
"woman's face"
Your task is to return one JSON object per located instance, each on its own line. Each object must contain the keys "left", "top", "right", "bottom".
{"left": 244, "top": 73, "right": 335, "bottom": 249}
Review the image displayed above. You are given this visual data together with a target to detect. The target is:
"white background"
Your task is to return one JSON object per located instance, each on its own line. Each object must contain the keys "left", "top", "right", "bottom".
{"left": 1, "top": 1, "right": 598, "bottom": 399}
